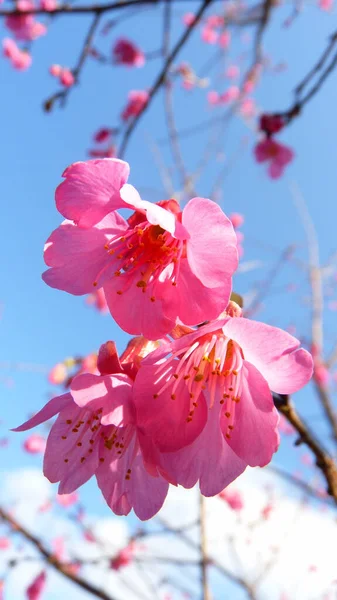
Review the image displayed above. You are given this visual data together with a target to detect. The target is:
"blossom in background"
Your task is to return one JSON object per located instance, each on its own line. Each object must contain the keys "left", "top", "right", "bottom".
{"left": 49, "top": 64, "right": 75, "bottom": 87}
{"left": 48, "top": 362, "right": 67, "bottom": 385}
{"left": 133, "top": 302, "right": 313, "bottom": 495}
{"left": 110, "top": 542, "right": 135, "bottom": 570}
{"left": 219, "top": 488, "right": 244, "bottom": 511}
{"left": 56, "top": 491, "right": 78, "bottom": 507}
{"left": 254, "top": 138, "right": 294, "bottom": 179}
{"left": 121, "top": 90, "right": 149, "bottom": 121}
{"left": 112, "top": 38, "right": 145, "bottom": 67}
{"left": 225, "top": 64, "right": 240, "bottom": 79}
{"left": 3, "top": 38, "right": 32, "bottom": 71}
{"left": 42, "top": 158, "right": 238, "bottom": 339}
{"left": 86, "top": 288, "right": 109, "bottom": 313}
{"left": 14, "top": 339, "right": 169, "bottom": 520}
{"left": 26, "top": 571, "right": 46, "bottom": 600}
{"left": 5, "top": 1, "right": 46, "bottom": 41}
{"left": 23, "top": 434, "right": 46, "bottom": 454}
{"left": 0, "top": 538, "right": 10, "bottom": 551}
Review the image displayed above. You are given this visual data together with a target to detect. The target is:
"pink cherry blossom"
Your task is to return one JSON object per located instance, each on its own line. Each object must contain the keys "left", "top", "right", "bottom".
{"left": 110, "top": 542, "right": 134, "bottom": 570}
{"left": 220, "top": 86, "right": 240, "bottom": 104}
{"left": 112, "top": 38, "right": 145, "bottom": 67}
{"left": 49, "top": 64, "right": 75, "bottom": 87}
{"left": 42, "top": 159, "right": 238, "bottom": 339}
{"left": 229, "top": 213, "right": 244, "bottom": 229}
{"left": 26, "top": 571, "right": 46, "bottom": 600}
{"left": 121, "top": 90, "right": 149, "bottom": 122}
{"left": 86, "top": 288, "right": 109, "bottom": 313}
{"left": 319, "top": 0, "right": 333, "bottom": 10}
{"left": 56, "top": 491, "right": 78, "bottom": 506}
{"left": 94, "top": 128, "right": 112, "bottom": 143}
{"left": 0, "top": 537, "right": 10, "bottom": 551}
{"left": 239, "top": 98, "right": 256, "bottom": 118}
{"left": 5, "top": 4, "right": 47, "bottom": 42}
{"left": 218, "top": 30, "right": 231, "bottom": 48}
{"left": 40, "top": 0, "right": 57, "bottom": 9}
{"left": 254, "top": 138, "right": 294, "bottom": 179}
{"left": 133, "top": 302, "right": 313, "bottom": 495}
{"left": 219, "top": 488, "right": 244, "bottom": 510}
{"left": 182, "top": 12, "right": 196, "bottom": 27}
{"left": 201, "top": 26, "right": 218, "bottom": 44}
{"left": 207, "top": 91, "right": 220, "bottom": 106}
{"left": 48, "top": 362, "right": 67, "bottom": 385}
{"left": 23, "top": 434, "right": 46, "bottom": 454}
{"left": 88, "top": 146, "right": 116, "bottom": 159}
{"left": 3, "top": 38, "right": 32, "bottom": 71}
{"left": 225, "top": 65, "right": 240, "bottom": 79}
{"left": 259, "top": 114, "right": 285, "bottom": 135}
{"left": 14, "top": 340, "right": 169, "bottom": 519}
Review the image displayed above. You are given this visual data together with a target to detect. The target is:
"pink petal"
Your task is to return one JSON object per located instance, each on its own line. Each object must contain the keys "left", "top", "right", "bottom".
{"left": 43, "top": 213, "right": 127, "bottom": 295}
{"left": 162, "top": 261, "right": 232, "bottom": 326}
{"left": 162, "top": 403, "right": 246, "bottom": 495}
{"left": 223, "top": 318, "right": 313, "bottom": 393}
{"left": 268, "top": 161, "right": 284, "bottom": 179}
{"left": 183, "top": 197, "right": 238, "bottom": 288}
{"left": 133, "top": 364, "right": 208, "bottom": 452}
{"left": 13, "top": 394, "right": 71, "bottom": 432}
{"left": 56, "top": 159, "right": 130, "bottom": 227}
{"left": 223, "top": 361, "right": 279, "bottom": 467}
{"left": 70, "top": 372, "right": 133, "bottom": 426}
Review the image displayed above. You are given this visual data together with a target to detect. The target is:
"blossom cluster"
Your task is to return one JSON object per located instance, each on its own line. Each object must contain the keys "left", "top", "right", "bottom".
{"left": 15, "top": 158, "right": 313, "bottom": 520}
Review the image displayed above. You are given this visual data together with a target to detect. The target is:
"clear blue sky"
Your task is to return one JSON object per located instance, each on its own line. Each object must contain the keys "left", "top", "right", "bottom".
{"left": 0, "top": 0, "right": 336, "bottom": 527}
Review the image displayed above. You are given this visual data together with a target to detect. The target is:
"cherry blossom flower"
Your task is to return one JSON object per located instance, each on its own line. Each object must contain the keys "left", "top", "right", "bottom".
{"left": 23, "top": 434, "right": 46, "bottom": 454}
{"left": 219, "top": 488, "right": 244, "bottom": 510}
{"left": 110, "top": 542, "right": 134, "bottom": 570}
{"left": 42, "top": 158, "right": 238, "bottom": 339}
{"left": 239, "top": 98, "right": 256, "bottom": 118}
{"left": 133, "top": 302, "right": 313, "bottom": 495}
{"left": 254, "top": 138, "right": 294, "bottom": 179}
{"left": 56, "top": 491, "right": 78, "bottom": 506}
{"left": 14, "top": 340, "right": 170, "bottom": 519}
{"left": 48, "top": 362, "right": 67, "bottom": 385}
{"left": 3, "top": 38, "right": 32, "bottom": 71}
{"left": 319, "top": 0, "right": 333, "bottom": 10}
{"left": 0, "top": 538, "right": 10, "bottom": 551}
{"left": 26, "top": 571, "right": 46, "bottom": 600}
{"left": 86, "top": 288, "right": 109, "bottom": 313}
{"left": 112, "top": 38, "right": 145, "bottom": 67}
{"left": 201, "top": 26, "right": 218, "bottom": 44}
{"left": 5, "top": 2, "right": 46, "bottom": 41}
{"left": 182, "top": 12, "right": 196, "bottom": 27}
{"left": 229, "top": 213, "right": 244, "bottom": 229}
{"left": 94, "top": 128, "right": 113, "bottom": 143}
{"left": 121, "top": 90, "right": 149, "bottom": 122}
{"left": 49, "top": 64, "right": 74, "bottom": 87}
{"left": 225, "top": 65, "right": 240, "bottom": 79}
{"left": 259, "top": 114, "right": 285, "bottom": 135}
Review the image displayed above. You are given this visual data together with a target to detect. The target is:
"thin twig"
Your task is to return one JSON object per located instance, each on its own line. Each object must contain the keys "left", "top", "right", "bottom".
{"left": 0, "top": 507, "right": 116, "bottom": 600}
{"left": 199, "top": 494, "right": 211, "bottom": 600}
{"left": 118, "top": 0, "right": 214, "bottom": 157}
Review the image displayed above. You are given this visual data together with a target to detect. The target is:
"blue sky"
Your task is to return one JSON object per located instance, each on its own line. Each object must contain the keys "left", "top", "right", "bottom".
{"left": 1, "top": 0, "right": 337, "bottom": 562}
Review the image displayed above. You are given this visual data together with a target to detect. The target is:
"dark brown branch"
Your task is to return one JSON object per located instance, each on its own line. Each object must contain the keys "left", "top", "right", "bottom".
{"left": 0, "top": 0, "right": 159, "bottom": 16}
{"left": 273, "top": 394, "right": 337, "bottom": 504}
{"left": 118, "top": 0, "right": 214, "bottom": 157}
{"left": 0, "top": 507, "right": 116, "bottom": 600}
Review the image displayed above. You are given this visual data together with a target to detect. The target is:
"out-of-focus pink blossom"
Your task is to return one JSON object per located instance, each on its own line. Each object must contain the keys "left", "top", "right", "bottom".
{"left": 48, "top": 362, "right": 67, "bottom": 385}
{"left": 230, "top": 213, "right": 244, "bottom": 229}
{"left": 52, "top": 537, "right": 65, "bottom": 561}
{"left": 201, "top": 26, "right": 218, "bottom": 44}
{"left": 219, "top": 489, "right": 244, "bottom": 511}
{"left": 243, "top": 79, "right": 255, "bottom": 94}
{"left": 279, "top": 414, "right": 295, "bottom": 436}
{"left": 49, "top": 65, "right": 74, "bottom": 87}
{"left": 121, "top": 90, "right": 149, "bottom": 121}
{"left": 88, "top": 146, "right": 116, "bottom": 159}
{"left": 49, "top": 63, "right": 61, "bottom": 77}
{"left": 84, "top": 530, "right": 96, "bottom": 542}
{"left": 3, "top": 38, "right": 32, "bottom": 70}
{"left": 94, "top": 128, "right": 112, "bottom": 143}
{"left": 182, "top": 12, "right": 196, "bottom": 26}
{"left": 5, "top": 4, "right": 46, "bottom": 42}
{"left": 261, "top": 502, "right": 273, "bottom": 519}
{"left": 23, "top": 434, "right": 46, "bottom": 454}
{"left": 225, "top": 65, "right": 239, "bottom": 79}
{"left": 110, "top": 543, "right": 134, "bottom": 570}
{"left": 220, "top": 86, "right": 240, "bottom": 104}
{"left": 0, "top": 538, "right": 10, "bottom": 551}
{"left": 26, "top": 571, "right": 46, "bottom": 600}
{"left": 40, "top": 0, "right": 57, "bottom": 10}
{"left": 56, "top": 492, "right": 79, "bottom": 507}
{"left": 319, "top": 0, "right": 333, "bottom": 10}
{"left": 260, "top": 114, "right": 285, "bottom": 135}
{"left": 207, "top": 90, "right": 219, "bottom": 105}
{"left": 254, "top": 138, "right": 294, "bottom": 179}
{"left": 86, "top": 288, "right": 109, "bottom": 313}
{"left": 311, "top": 343, "right": 330, "bottom": 388}
{"left": 218, "top": 30, "right": 231, "bottom": 48}
{"left": 112, "top": 38, "right": 144, "bottom": 67}
{"left": 240, "top": 98, "right": 256, "bottom": 118}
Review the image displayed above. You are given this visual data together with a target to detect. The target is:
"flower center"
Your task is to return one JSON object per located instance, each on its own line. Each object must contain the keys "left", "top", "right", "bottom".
{"left": 154, "top": 331, "right": 244, "bottom": 439}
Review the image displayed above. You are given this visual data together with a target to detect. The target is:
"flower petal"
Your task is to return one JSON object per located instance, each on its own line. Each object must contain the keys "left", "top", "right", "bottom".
{"left": 12, "top": 394, "right": 72, "bottom": 432}
{"left": 56, "top": 159, "right": 130, "bottom": 227}
{"left": 223, "top": 361, "right": 280, "bottom": 467}
{"left": 223, "top": 318, "right": 313, "bottom": 393}
{"left": 183, "top": 197, "right": 238, "bottom": 288}
{"left": 133, "top": 364, "right": 208, "bottom": 452}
